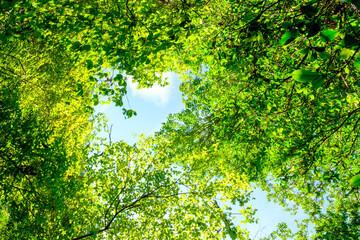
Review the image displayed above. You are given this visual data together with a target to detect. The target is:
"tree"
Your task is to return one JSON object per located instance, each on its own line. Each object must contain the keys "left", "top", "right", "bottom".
{"left": 159, "top": 0, "right": 360, "bottom": 238}
{"left": 70, "top": 136, "right": 255, "bottom": 240}
{"left": 1, "top": 1, "right": 254, "bottom": 238}
{"left": 2, "top": 0, "right": 360, "bottom": 239}
{"left": 0, "top": 85, "right": 93, "bottom": 239}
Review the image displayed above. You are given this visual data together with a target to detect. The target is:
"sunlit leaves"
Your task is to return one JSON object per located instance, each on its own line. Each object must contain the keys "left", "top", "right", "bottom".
{"left": 339, "top": 48, "right": 355, "bottom": 59}
{"left": 2, "top": 0, "right": 360, "bottom": 239}
{"left": 83, "top": 136, "right": 252, "bottom": 239}
{"left": 158, "top": 0, "right": 360, "bottom": 238}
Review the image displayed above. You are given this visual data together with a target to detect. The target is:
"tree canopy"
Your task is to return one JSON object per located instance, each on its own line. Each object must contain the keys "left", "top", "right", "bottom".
{"left": 1, "top": 0, "right": 360, "bottom": 239}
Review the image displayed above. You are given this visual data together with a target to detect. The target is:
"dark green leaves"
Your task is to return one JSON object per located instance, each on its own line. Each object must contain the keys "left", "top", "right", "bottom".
{"left": 281, "top": 21, "right": 292, "bottom": 30}
{"left": 81, "top": 44, "right": 91, "bottom": 51}
{"left": 86, "top": 60, "right": 93, "bottom": 70}
{"left": 320, "top": 29, "right": 339, "bottom": 42}
{"left": 349, "top": 175, "right": 360, "bottom": 187}
{"left": 76, "top": 83, "right": 84, "bottom": 96}
{"left": 301, "top": 5, "right": 318, "bottom": 18}
{"left": 306, "top": 21, "right": 321, "bottom": 38}
{"left": 318, "top": 51, "right": 332, "bottom": 59}
{"left": 114, "top": 73, "right": 126, "bottom": 86}
{"left": 342, "top": 34, "right": 360, "bottom": 48}
{"left": 313, "top": 47, "right": 325, "bottom": 52}
{"left": 355, "top": 58, "right": 360, "bottom": 69}
{"left": 279, "top": 30, "right": 299, "bottom": 46}
{"left": 291, "top": 69, "right": 323, "bottom": 83}
{"left": 122, "top": 108, "right": 137, "bottom": 118}
{"left": 114, "top": 97, "right": 123, "bottom": 107}
{"left": 300, "top": 48, "right": 310, "bottom": 54}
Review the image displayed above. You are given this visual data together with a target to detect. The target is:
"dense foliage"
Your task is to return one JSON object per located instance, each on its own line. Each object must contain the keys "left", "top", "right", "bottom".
{"left": 1, "top": 0, "right": 360, "bottom": 239}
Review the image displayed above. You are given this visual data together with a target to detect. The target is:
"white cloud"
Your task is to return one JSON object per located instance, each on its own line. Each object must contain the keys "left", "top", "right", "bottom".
{"left": 96, "top": 102, "right": 111, "bottom": 113}
{"left": 127, "top": 72, "right": 176, "bottom": 107}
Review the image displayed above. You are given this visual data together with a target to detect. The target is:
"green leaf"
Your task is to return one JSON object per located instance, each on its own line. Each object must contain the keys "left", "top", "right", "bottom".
{"left": 339, "top": 48, "right": 355, "bottom": 59}
{"left": 86, "top": 60, "right": 93, "bottom": 70}
{"left": 92, "top": 228, "right": 100, "bottom": 235}
{"left": 122, "top": 108, "right": 137, "bottom": 118}
{"left": 300, "top": 48, "right": 310, "bottom": 54}
{"left": 0, "top": 33, "right": 8, "bottom": 43}
{"left": 82, "top": 44, "right": 91, "bottom": 51}
{"left": 279, "top": 30, "right": 298, "bottom": 46}
{"left": 342, "top": 34, "right": 360, "bottom": 47}
{"left": 72, "top": 41, "right": 81, "bottom": 49}
{"left": 311, "top": 78, "right": 324, "bottom": 89}
{"left": 114, "top": 98, "right": 123, "bottom": 107}
{"left": 114, "top": 73, "right": 125, "bottom": 85}
{"left": 128, "top": 110, "right": 137, "bottom": 118}
{"left": 320, "top": 29, "right": 339, "bottom": 42}
{"left": 281, "top": 21, "right": 292, "bottom": 30}
{"left": 349, "top": 174, "right": 360, "bottom": 187}
{"left": 355, "top": 59, "right": 360, "bottom": 69}
{"left": 206, "top": 55, "right": 214, "bottom": 63}
{"left": 318, "top": 51, "right": 332, "bottom": 59}
{"left": 292, "top": 70, "right": 323, "bottom": 83}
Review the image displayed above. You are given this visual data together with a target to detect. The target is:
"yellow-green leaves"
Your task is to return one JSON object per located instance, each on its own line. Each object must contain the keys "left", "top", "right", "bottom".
{"left": 3, "top": 0, "right": 360, "bottom": 238}
{"left": 339, "top": 48, "right": 355, "bottom": 59}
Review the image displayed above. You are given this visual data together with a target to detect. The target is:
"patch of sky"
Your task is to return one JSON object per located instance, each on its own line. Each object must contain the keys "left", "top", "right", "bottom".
{"left": 95, "top": 71, "right": 184, "bottom": 144}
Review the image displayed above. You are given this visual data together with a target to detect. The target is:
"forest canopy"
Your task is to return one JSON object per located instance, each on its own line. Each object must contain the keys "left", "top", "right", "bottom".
{"left": 1, "top": 0, "right": 360, "bottom": 239}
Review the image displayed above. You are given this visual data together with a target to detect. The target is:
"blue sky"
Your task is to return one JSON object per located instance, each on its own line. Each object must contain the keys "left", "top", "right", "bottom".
{"left": 95, "top": 71, "right": 183, "bottom": 144}
{"left": 95, "top": 72, "right": 312, "bottom": 239}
